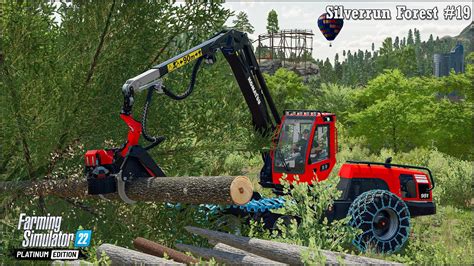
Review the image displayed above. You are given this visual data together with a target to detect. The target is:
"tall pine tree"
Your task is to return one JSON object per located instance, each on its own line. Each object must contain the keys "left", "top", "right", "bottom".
{"left": 394, "top": 36, "right": 400, "bottom": 49}
{"left": 407, "top": 29, "right": 414, "bottom": 45}
{"left": 413, "top": 28, "right": 422, "bottom": 75}
{"left": 266, "top": 9, "right": 279, "bottom": 33}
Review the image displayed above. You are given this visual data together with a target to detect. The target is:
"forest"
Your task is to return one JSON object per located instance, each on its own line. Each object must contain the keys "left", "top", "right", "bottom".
{"left": 1, "top": 1, "right": 472, "bottom": 264}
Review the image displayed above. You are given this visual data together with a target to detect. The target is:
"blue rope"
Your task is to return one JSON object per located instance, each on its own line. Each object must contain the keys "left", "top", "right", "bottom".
{"left": 239, "top": 197, "right": 286, "bottom": 212}
{"left": 198, "top": 197, "right": 287, "bottom": 215}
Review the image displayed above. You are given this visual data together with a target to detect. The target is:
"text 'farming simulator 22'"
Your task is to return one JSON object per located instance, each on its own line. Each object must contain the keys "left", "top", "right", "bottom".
{"left": 1, "top": 0, "right": 473, "bottom": 265}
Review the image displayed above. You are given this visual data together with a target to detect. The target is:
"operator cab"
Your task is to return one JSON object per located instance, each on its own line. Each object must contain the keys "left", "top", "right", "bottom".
{"left": 272, "top": 110, "right": 337, "bottom": 185}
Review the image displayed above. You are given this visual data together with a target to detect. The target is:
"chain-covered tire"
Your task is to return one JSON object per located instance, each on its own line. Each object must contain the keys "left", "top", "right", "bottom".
{"left": 348, "top": 190, "right": 410, "bottom": 253}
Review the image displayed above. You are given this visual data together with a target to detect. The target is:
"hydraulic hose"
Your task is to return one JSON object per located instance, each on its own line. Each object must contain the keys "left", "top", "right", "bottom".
{"left": 142, "top": 86, "right": 165, "bottom": 146}
{"left": 162, "top": 57, "right": 203, "bottom": 100}
{"left": 141, "top": 57, "right": 203, "bottom": 147}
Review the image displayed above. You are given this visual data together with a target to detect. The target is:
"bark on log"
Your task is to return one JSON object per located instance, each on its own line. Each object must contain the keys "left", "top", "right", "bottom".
{"left": 185, "top": 226, "right": 402, "bottom": 265}
{"left": 176, "top": 243, "right": 285, "bottom": 265}
{"left": 96, "top": 243, "right": 183, "bottom": 265}
{"left": 212, "top": 243, "right": 287, "bottom": 265}
{"left": 0, "top": 175, "right": 253, "bottom": 205}
{"left": 133, "top": 237, "right": 198, "bottom": 264}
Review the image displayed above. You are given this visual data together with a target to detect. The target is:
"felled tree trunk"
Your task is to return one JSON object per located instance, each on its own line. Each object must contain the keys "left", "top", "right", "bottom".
{"left": 97, "top": 244, "right": 183, "bottom": 265}
{"left": 185, "top": 226, "right": 402, "bottom": 265}
{"left": 0, "top": 175, "right": 253, "bottom": 205}
{"left": 133, "top": 237, "right": 198, "bottom": 264}
{"left": 212, "top": 242, "right": 284, "bottom": 265}
{"left": 176, "top": 243, "right": 285, "bottom": 265}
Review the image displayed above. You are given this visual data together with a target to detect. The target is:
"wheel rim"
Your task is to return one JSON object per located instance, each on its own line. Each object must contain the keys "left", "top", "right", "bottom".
{"left": 372, "top": 209, "right": 399, "bottom": 241}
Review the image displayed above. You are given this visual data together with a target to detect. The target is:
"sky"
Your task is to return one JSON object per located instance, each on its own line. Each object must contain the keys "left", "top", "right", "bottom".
{"left": 222, "top": 1, "right": 472, "bottom": 62}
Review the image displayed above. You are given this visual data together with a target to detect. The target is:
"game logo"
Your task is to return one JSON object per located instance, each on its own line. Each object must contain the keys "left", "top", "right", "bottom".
{"left": 13, "top": 213, "right": 91, "bottom": 260}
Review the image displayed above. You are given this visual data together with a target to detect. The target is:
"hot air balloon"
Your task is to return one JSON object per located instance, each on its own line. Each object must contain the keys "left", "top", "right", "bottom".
{"left": 317, "top": 13, "right": 344, "bottom": 47}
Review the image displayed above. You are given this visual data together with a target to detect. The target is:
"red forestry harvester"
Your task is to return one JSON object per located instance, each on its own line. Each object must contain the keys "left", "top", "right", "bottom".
{"left": 84, "top": 30, "right": 435, "bottom": 253}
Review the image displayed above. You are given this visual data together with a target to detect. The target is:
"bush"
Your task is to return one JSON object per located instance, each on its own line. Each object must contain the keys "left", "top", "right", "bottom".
{"left": 247, "top": 175, "right": 360, "bottom": 264}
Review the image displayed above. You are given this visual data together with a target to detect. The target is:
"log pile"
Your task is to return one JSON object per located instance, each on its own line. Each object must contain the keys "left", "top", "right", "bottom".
{"left": 0, "top": 175, "right": 253, "bottom": 205}
{"left": 176, "top": 243, "right": 285, "bottom": 265}
{"left": 133, "top": 237, "right": 198, "bottom": 264}
{"left": 97, "top": 243, "right": 184, "bottom": 265}
{"left": 94, "top": 227, "right": 401, "bottom": 265}
{"left": 178, "top": 226, "right": 402, "bottom": 265}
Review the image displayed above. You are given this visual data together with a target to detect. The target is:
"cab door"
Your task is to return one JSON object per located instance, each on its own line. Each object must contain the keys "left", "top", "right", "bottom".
{"left": 303, "top": 116, "right": 336, "bottom": 183}
{"left": 271, "top": 113, "right": 336, "bottom": 185}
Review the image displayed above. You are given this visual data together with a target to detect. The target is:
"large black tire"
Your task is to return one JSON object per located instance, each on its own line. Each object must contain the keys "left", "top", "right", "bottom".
{"left": 348, "top": 190, "right": 410, "bottom": 253}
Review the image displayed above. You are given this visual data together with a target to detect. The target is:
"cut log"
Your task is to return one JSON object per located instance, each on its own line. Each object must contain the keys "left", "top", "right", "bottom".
{"left": 0, "top": 175, "right": 253, "bottom": 205}
{"left": 185, "top": 226, "right": 402, "bottom": 265}
{"left": 229, "top": 176, "right": 254, "bottom": 205}
{"left": 133, "top": 237, "right": 198, "bottom": 264}
{"left": 96, "top": 243, "right": 183, "bottom": 265}
{"left": 176, "top": 243, "right": 285, "bottom": 265}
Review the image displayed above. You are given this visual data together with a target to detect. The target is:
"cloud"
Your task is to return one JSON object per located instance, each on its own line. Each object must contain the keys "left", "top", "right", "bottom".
{"left": 281, "top": 7, "right": 304, "bottom": 19}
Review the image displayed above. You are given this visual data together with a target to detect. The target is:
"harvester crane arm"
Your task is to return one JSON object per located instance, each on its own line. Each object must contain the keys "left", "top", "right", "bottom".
{"left": 121, "top": 29, "right": 281, "bottom": 135}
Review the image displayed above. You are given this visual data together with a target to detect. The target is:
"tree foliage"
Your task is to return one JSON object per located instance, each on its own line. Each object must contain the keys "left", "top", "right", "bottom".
{"left": 266, "top": 9, "right": 279, "bottom": 34}
{"left": 1, "top": 1, "right": 234, "bottom": 181}
{"left": 348, "top": 68, "right": 473, "bottom": 159}
{"left": 232, "top": 11, "right": 254, "bottom": 34}
{"left": 263, "top": 68, "right": 311, "bottom": 111}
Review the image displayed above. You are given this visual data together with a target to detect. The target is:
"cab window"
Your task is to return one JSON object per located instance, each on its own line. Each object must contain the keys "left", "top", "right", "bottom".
{"left": 274, "top": 117, "right": 314, "bottom": 174}
{"left": 310, "top": 125, "right": 329, "bottom": 163}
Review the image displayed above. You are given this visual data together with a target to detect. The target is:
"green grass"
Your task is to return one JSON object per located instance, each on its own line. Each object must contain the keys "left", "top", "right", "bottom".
{"left": 384, "top": 205, "right": 473, "bottom": 264}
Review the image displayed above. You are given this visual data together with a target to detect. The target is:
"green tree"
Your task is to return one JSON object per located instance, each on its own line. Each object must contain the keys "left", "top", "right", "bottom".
{"left": 414, "top": 28, "right": 421, "bottom": 46}
{"left": 395, "top": 45, "right": 418, "bottom": 76}
{"left": 401, "top": 37, "right": 406, "bottom": 47}
{"left": 414, "top": 30, "right": 423, "bottom": 75}
{"left": 263, "top": 68, "right": 310, "bottom": 111}
{"left": 393, "top": 36, "right": 400, "bottom": 49}
{"left": 334, "top": 53, "right": 343, "bottom": 82}
{"left": 312, "top": 83, "right": 354, "bottom": 120}
{"left": 349, "top": 69, "right": 473, "bottom": 158}
{"left": 1, "top": 1, "right": 249, "bottom": 260}
{"left": 232, "top": 11, "right": 254, "bottom": 34}
{"left": 1, "top": 1, "right": 233, "bottom": 181}
{"left": 380, "top": 37, "right": 393, "bottom": 55}
{"left": 407, "top": 29, "right": 414, "bottom": 45}
{"left": 266, "top": 9, "right": 279, "bottom": 33}
{"left": 320, "top": 57, "right": 334, "bottom": 83}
